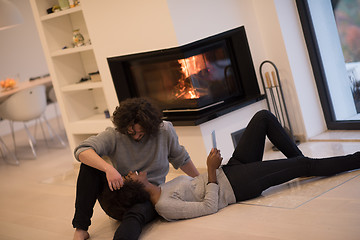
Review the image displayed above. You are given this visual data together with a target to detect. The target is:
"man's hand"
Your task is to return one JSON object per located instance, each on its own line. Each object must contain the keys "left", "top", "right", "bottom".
{"left": 78, "top": 148, "right": 124, "bottom": 191}
{"left": 73, "top": 229, "right": 90, "bottom": 240}
{"left": 105, "top": 165, "right": 124, "bottom": 191}
{"left": 180, "top": 160, "right": 200, "bottom": 177}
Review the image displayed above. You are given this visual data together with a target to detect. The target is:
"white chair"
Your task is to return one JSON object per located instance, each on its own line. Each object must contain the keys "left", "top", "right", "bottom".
{"left": 47, "top": 86, "right": 63, "bottom": 133}
{"left": 0, "top": 135, "right": 19, "bottom": 165}
{"left": 0, "top": 85, "right": 65, "bottom": 159}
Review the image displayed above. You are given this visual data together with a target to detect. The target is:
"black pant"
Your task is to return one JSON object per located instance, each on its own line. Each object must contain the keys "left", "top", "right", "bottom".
{"left": 223, "top": 110, "right": 360, "bottom": 201}
{"left": 72, "top": 164, "right": 157, "bottom": 240}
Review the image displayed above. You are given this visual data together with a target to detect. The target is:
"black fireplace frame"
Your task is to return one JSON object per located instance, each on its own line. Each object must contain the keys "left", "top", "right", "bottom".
{"left": 108, "top": 26, "right": 264, "bottom": 125}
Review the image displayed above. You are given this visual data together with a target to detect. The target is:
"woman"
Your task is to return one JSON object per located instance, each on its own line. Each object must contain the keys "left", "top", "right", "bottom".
{"left": 101, "top": 110, "right": 360, "bottom": 221}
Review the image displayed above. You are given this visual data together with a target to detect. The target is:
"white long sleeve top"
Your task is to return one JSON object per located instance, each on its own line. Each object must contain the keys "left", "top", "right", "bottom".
{"left": 155, "top": 168, "right": 236, "bottom": 221}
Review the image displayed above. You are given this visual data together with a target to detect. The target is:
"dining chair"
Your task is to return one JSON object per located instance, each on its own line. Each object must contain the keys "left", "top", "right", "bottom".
{"left": 0, "top": 136, "right": 19, "bottom": 165}
{"left": 0, "top": 85, "right": 65, "bottom": 159}
{"left": 47, "top": 86, "right": 63, "bottom": 133}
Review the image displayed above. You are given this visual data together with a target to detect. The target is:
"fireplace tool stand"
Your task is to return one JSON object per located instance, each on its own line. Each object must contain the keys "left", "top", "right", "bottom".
{"left": 259, "top": 60, "right": 298, "bottom": 149}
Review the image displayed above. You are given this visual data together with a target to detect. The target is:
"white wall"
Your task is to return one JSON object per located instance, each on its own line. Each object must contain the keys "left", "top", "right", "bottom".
{"left": 167, "top": 0, "right": 266, "bottom": 94}
{"left": 0, "top": 0, "right": 51, "bottom": 136}
{"left": 0, "top": 0, "right": 48, "bottom": 82}
{"left": 1, "top": 0, "right": 328, "bottom": 167}
{"left": 167, "top": 0, "right": 270, "bottom": 165}
{"left": 273, "top": 0, "right": 327, "bottom": 138}
{"left": 81, "top": 0, "right": 179, "bottom": 113}
{"left": 80, "top": 0, "right": 329, "bottom": 167}
{"left": 80, "top": 0, "right": 292, "bottom": 167}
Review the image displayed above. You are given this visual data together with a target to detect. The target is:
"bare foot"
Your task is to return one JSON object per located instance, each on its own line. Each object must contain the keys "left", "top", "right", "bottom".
{"left": 73, "top": 229, "right": 90, "bottom": 240}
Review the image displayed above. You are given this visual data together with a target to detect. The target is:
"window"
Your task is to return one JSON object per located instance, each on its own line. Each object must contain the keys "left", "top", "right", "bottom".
{"left": 296, "top": 0, "right": 360, "bottom": 129}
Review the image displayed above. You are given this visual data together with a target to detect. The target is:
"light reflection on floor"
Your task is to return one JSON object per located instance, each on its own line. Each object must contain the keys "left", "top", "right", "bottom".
{"left": 240, "top": 170, "right": 360, "bottom": 209}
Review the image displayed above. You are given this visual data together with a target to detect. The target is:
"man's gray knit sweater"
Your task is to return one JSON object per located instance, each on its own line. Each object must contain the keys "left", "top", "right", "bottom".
{"left": 74, "top": 121, "right": 190, "bottom": 185}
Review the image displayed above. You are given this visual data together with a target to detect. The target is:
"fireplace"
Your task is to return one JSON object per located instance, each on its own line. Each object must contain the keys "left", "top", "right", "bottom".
{"left": 108, "top": 26, "right": 263, "bottom": 125}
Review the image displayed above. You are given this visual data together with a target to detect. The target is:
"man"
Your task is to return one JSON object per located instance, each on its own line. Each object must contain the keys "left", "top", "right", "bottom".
{"left": 72, "top": 98, "right": 199, "bottom": 240}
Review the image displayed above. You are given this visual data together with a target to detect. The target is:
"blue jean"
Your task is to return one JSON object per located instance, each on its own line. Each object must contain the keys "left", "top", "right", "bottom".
{"left": 223, "top": 110, "right": 360, "bottom": 201}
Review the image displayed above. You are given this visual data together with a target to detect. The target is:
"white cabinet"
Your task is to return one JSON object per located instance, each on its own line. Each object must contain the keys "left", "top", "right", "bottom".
{"left": 30, "top": 0, "right": 112, "bottom": 154}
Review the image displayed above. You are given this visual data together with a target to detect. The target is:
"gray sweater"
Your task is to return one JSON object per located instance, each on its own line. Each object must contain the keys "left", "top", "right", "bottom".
{"left": 155, "top": 168, "right": 236, "bottom": 221}
{"left": 74, "top": 121, "right": 190, "bottom": 185}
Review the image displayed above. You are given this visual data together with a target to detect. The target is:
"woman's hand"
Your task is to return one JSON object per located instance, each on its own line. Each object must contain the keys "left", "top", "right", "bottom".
{"left": 207, "top": 148, "right": 222, "bottom": 184}
{"left": 105, "top": 165, "right": 124, "bottom": 191}
{"left": 207, "top": 148, "right": 223, "bottom": 171}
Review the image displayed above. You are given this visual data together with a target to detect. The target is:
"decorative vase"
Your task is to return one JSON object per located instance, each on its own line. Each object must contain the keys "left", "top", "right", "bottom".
{"left": 58, "top": 0, "right": 70, "bottom": 10}
{"left": 72, "top": 29, "right": 85, "bottom": 47}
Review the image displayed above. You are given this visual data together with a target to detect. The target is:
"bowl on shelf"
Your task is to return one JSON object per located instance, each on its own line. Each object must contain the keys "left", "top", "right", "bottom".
{"left": 0, "top": 78, "right": 17, "bottom": 91}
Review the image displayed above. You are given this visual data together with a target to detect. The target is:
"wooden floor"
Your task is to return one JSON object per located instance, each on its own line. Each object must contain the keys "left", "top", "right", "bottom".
{"left": 0, "top": 118, "right": 359, "bottom": 240}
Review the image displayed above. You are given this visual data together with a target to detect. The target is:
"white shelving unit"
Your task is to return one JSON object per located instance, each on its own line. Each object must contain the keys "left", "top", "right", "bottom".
{"left": 30, "top": 0, "right": 113, "bottom": 154}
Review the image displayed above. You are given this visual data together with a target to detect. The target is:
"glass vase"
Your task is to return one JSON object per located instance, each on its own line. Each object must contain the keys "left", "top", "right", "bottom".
{"left": 72, "top": 29, "right": 85, "bottom": 47}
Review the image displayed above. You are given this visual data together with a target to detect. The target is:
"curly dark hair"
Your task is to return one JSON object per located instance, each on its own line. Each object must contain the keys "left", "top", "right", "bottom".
{"left": 112, "top": 97, "right": 163, "bottom": 137}
{"left": 98, "top": 179, "right": 150, "bottom": 221}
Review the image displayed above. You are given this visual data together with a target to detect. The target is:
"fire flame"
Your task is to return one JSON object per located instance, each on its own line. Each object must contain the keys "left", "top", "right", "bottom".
{"left": 178, "top": 56, "right": 206, "bottom": 79}
{"left": 188, "top": 90, "right": 198, "bottom": 99}
{"left": 175, "top": 55, "right": 207, "bottom": 99}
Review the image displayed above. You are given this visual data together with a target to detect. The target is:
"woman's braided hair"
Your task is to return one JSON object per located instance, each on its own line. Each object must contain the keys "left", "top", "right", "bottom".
{"left": 98, "top": 179, "right": 150, "bottom": 221}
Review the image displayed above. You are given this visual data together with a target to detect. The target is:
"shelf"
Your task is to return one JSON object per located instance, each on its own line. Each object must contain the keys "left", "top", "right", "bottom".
{"left": 69, "top": 114, "right": 113, "bottom": 134}
{"left": 31, "top": 0, "right": 109, "bottom": 152}
{"left": 51, "top": 45, "right": 93, "bottom": 57}
{"left": 40, "top": 6, "right": 82, "bottom": 21}
{"left": 61, "top": 81, "right": 103, "bottom": 92}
